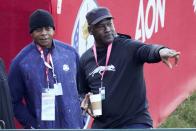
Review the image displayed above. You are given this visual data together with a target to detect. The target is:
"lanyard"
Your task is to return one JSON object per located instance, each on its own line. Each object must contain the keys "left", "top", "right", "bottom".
{"left": 37, "top": 45, "right": 58, "bottom": 88}
{"left": 92, "top": 43, "right": 112, "bottom": 81}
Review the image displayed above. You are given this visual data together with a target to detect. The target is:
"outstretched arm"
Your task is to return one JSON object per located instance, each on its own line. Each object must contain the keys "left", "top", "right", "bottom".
{"left": 159, "top": 48, "right": 180, "bottom": 69}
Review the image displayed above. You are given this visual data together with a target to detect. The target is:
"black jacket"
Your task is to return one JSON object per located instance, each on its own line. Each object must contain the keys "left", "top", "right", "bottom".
{"left": 79, "top": 34, "right": 164, "bottom": 128}
{"left": 0, "top": 58, "right": 15, "bottom": 129}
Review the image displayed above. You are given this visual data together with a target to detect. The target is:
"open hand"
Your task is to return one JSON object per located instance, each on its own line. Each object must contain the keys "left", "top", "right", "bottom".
{"left": 159, "top": 48, "right": 180, "bottom": 69}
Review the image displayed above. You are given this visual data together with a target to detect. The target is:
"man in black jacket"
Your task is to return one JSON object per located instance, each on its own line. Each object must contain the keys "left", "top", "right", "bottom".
{"left": 0, "top": 58, "right": 15, "bottom": 129}
{"left": 79, "top": 7, "right": 180, "bottom": 129}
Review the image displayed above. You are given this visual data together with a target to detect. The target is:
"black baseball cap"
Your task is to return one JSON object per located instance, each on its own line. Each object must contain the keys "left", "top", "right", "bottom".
{"left": 86, "top": 7, "right": 113, "bottom": 25}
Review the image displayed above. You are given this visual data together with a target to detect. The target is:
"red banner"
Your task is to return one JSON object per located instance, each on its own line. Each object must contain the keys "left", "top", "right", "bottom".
{"left": 0, "top": 0, "right": 196, "bottom": 128}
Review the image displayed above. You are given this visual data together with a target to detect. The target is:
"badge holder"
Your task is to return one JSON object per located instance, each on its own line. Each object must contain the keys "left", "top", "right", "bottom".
{"left": 53, "top": 72, "right": 63, "bottom": 96}
{"left": 99, "top": 81, "right": 105, "bottom": 100}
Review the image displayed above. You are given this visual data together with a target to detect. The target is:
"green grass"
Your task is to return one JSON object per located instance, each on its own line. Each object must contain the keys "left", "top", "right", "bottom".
{"left": 159, "top": 92, "right": 196, "bottom": 128}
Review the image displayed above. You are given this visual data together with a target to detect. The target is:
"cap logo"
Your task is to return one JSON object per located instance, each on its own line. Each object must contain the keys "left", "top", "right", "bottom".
{"left": 71, "top": 0, "right": 98, "bottom": 56}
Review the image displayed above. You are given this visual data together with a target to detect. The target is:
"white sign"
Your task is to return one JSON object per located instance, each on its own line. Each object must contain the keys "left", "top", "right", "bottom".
{"left": 135, "top": 0, "right": 166, "bottom": 42}
{"left": 71, "top": 0, "right": 98, "bottom": 56}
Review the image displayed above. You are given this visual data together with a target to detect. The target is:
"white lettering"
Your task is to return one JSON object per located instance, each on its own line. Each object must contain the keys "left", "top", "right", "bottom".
{"left": 155, "top": 0, "right": 165, "bottom": 32}
{"left": 135, "top": 0, "right": 145, "bottom": 42}
{"left": 135, "top": 0, "right": 166, "bottom": 42}
{"left": 193, "top": 0, "right": 196, "bottom": 13}
{"left": 145, "top": 0, "right": 156, "bottom": 39}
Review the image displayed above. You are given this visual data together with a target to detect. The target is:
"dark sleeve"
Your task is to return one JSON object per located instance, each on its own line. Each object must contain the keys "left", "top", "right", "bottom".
{"left": 0, "top": 58, "right": 15, "bottom": 129}
{"left": 8, "top": 60, "right": 37, "bottom": 128}
{"left": 75, "top": 52, "right": 84, "bottom": 102}
{"left": 134, "top": 40, "right": 165, "bottom": 63}
{"left": 78, "top": 57, "right": 91, "bottom": 100}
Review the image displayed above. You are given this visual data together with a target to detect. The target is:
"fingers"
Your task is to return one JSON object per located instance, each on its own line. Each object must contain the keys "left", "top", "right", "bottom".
{"left": 162, "top": 53, "right": 180, "bottom": 69}
{"left": 81, "top": 92, "right": 95, "bottom": 117}
{"left": 159, "top": 48, "right": 180, "bottom": 58}
{"left": 167, "top": 49, "right": 180, "bottom": 57}
{"left": 160, "top": 48, "right": 180, "bottom": 69}
{"left": 81, "top": 97, "right": 87, "bottom": 108}
{"left": 169, "top": 51, "right": 180, "bottom": 66}
{"left": 162, "top": 59, "right": 173, "bottom": 69}
{"left": 174, "top": 54, "right": 180, "bottom": 65}
{"left": 81, "top": 93, "right": 90, "bottom": 110}
{"left": 87, "top": 108, "right": 94, "bottom": 118}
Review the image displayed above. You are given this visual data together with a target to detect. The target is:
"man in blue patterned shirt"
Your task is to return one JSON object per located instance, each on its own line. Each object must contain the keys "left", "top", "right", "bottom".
{"left": 8, "top": 9, "right": 83, "bottom": 129}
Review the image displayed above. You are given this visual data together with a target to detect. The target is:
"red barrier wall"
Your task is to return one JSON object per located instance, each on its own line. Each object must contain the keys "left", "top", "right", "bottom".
{"left": 0, "top": 0, "right": 196, "bottom": 128}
